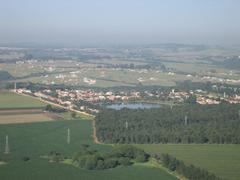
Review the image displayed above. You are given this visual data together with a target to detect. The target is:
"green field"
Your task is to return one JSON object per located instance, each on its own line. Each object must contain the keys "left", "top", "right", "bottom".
{"left": 136, "top": 144, "right": 240, "bottom": 180}
{"left": 0, "top": 120, "right": 176, "bottom": 180}
{"left": 0, "top": 91, "right": 45, "bottom": 108}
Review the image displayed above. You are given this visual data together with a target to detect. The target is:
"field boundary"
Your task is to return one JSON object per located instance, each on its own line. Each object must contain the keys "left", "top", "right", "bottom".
{"left": 0, "top": 108, "right": 44, "bottom": 115}
{"left": 92, "top": 119, "right": 101, "bottom": 144}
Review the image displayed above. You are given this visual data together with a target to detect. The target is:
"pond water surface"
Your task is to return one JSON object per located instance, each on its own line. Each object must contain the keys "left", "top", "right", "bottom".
{"left": 106, "top": 103, "right": 161, "bottom": 110}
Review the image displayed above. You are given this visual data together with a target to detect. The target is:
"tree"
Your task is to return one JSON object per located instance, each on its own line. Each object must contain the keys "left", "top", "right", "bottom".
{"left": 184, "top": 95, "right": 197, "bottom": 104}
{"left": 71, "top": 112, "right": 77, "bottom": 118}
{"left": 84, "top": 155, "right": 98, "bottom": 170}
{"left": 45, "top": 104, "right": 53, "bottom": 111}
{"left": 104, "top": 158, "right": 118, "bottom": 169}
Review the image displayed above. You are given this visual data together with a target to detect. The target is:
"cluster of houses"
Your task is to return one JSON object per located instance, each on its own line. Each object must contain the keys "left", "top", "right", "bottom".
{"left": 15, "top": 86, "right": 240, "bottom": 114}
{"left": 201, "top": 76, "right": 240, "bottom": 84}
{"left": 16, "top": 89, "right": 72, "bottom": 107}
{"left": 55, "top": 89, "right": 140, "bottom": 102}
{"left": 166, "top": 89, "right": 240, "bottom": 105}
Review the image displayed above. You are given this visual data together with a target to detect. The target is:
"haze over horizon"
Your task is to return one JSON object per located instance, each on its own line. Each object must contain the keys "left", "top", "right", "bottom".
{"left": 1, "top": 0, "right": 240, "bottom": 46}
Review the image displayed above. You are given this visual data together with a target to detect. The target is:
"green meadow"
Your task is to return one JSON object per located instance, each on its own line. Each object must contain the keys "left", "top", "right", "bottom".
{"left": 0, "top": 120, "right": 176, "bottom": 180}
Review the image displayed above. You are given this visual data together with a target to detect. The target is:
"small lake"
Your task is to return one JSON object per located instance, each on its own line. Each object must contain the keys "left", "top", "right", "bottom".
{"left": 105, "top": 103, "right": 161, "bottom": 110}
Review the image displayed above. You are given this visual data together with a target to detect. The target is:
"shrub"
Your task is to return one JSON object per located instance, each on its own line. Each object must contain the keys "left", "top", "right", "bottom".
{"left": 22, "top": 157, "right": 30, "bottom": 162}
{"left": 118, "top": 157, "right": 132, "bottom": 166}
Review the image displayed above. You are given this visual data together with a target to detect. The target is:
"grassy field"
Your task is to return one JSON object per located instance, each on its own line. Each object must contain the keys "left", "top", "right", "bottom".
{"left": 0, "top": 120, "right": 176, "bottom": 180}
{"left": 0, "top": 91, "right": 45, "bottom": 109}
{"left": 136, "top": 144, "right": 240, "bottom": 180}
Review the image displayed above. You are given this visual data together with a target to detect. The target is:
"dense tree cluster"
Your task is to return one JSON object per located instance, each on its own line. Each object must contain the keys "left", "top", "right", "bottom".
{"left": 44, "top": 105, "right": 67, "bottom": 113}
{"left": 47, "top": 150, "right": 63, "bottom": 163}
{"left": 155, "top": 154, "right": 222, "bottom": 180}
{"left": 74, "top": 100, "right": 102, "bottom": 111}
{"left": 96, "top": 104, "right": 240, "bottom": 144}
{"left": 184, "top": 94, "right": 197, "bottom": 104}
{"left": 72, "top": 145, "right": 149, "bottom": 170}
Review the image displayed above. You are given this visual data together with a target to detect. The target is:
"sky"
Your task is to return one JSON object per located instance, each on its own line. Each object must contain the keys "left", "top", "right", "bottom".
{"left": 0, "top": 0, "right": 240, "bottom": 46}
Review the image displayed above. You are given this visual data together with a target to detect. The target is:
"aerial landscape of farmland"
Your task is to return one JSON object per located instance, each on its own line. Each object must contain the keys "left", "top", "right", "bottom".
{"left": 1, "top": 1, "right": 240, "bottom": 180}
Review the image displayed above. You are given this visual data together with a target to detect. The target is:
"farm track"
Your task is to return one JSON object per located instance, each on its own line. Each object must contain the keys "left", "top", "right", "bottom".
{"left": 92, "top": 119, "right": 101, "bottom": 144}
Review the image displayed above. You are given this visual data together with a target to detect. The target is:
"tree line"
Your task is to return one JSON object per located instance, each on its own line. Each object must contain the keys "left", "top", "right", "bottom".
{"left": 155, "top": 153, "right": 222, "bottom": 180}
{"left": 45, "top": 145, "right": 222, "bottom": 179}
{"left": 72, "top": 145, "right": 149, "bottom": 170}
{"left": 96, "top": 103, "right": 240, "bottom": 144}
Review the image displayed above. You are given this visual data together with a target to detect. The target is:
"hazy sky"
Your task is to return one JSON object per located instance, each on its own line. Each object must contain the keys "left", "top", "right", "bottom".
{"left": 0, "top": 0, "right": 240, "bottom": 46}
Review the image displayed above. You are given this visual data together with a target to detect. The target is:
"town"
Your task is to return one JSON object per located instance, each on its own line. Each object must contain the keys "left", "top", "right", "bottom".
{"left": 14, "top": 85, "right": 240, "bottom": 115}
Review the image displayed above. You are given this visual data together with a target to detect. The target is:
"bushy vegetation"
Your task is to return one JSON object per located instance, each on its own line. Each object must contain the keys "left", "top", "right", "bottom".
{"left": 155, "top": 153, "right": 222, "bottom": 180}
{"left": 72, "top": 145, "right": 149, "bottom": 170}
{"left": 96, "top": 103, "right": 240, "bottom": 144}
{"left": 48, "top": 150, "right": 64, "bottom": 162}
{"left": 44, "top": 104, "right": 67, "bottom": 113}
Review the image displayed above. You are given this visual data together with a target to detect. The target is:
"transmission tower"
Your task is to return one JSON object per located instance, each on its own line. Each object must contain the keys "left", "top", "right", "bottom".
{"left": 4, "top": 135, "right": 10, "bottom": 154}
{"left": 14, "top": 67, "right": 17, "bottom": 92}
{"left": 67, "top": 128, "right": 70, "bottom": 144}
{"left": 125, "top": 121, "right": 128, "bottom": 129}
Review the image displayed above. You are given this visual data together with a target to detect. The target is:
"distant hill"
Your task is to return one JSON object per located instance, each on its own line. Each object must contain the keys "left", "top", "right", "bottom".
{"left": 0, "top": 71, "right": 14, "bottom": 81}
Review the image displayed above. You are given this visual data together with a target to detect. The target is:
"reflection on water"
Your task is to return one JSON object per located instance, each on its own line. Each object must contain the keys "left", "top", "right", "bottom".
{"left": 106, "top": 103, "right": 161, "bottom": 110}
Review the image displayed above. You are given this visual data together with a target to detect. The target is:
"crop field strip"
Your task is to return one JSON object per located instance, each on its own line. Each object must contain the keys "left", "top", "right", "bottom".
{"left": 0, "top": 114, "right": 55, "bottom": 124}
{"left": 0, "top": 107, "right": 43, "bottom": 115}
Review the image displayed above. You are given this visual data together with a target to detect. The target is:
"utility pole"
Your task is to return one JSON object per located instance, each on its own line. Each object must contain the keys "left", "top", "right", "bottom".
{"left": 125, "top": 121, "right": 128, "bottom": 129}
{"left": 67, "top": 128, "right": 70, "bottom": 144}
{"left": 4, "top": 135, "right": 10, "bottom": 154}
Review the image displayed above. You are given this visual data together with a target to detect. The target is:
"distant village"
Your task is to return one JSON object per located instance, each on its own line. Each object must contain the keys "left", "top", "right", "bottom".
{"left": 14, "top": 85, "right": 240, "bottom": 114}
